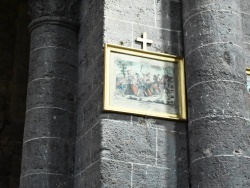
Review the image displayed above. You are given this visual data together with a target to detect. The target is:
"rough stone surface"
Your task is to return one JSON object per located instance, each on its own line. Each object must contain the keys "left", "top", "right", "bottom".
{"left": 24, "top": 108, "right": 75, "bottom": 142}
{"left": 20, "top": 174, "right": 73, "bottom": 188}
{"left": 21, "top": 139, "right": 74, "bottom": 176}
{"left": 183, "top": 0, "right": 250, "bottom": 187}
{"left": 190, "top": 156, "right": 250, "bottom": 188}
{"left": 74, "top": 0, "right": 188, "bottom": 187}
{"left": 133, "top": 164, "right": 188, "bottom": 188}
{"left": 20, "top": 1, "right": 78, "bottom": 188}
{"left": 189, "top": 117, "right": 250, "bottom": 162}
{"left": 74, "top": 0, "right": 104, "bottom": 187}
{"left": 101, "top": 119, "right": 156, "bottom": 165}
{"left": 101, "top": 159, "right": 131, "bottom": 188}
{"left": 104, "top": 0, "right": 155, "bottom": 26}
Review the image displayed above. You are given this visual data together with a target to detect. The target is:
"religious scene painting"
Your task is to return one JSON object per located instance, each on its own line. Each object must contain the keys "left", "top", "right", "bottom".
{"left": 247, "top": 69, "right": 250, "bottom": 93}
{"left": 104, "top": 44, "right": 186, "bottom": 120}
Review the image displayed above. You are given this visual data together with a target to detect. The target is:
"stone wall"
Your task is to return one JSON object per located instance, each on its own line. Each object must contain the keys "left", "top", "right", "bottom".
{"left": 74, "top": 0, "right": 104, "bottom": 186}
{"left": 242, "top": 0, "right": 250, "bottom": 68}
{"left": 75, "top": 0, "right": 189, "bottom": 187}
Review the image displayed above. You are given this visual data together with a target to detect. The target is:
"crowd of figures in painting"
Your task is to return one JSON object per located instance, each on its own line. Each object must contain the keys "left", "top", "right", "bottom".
{"left": 114, "top": 58, "right": 176, "bottom": 106}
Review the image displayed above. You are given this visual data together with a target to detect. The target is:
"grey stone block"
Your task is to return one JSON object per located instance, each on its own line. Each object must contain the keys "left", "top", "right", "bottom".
{"left": 82, "top": 88, "right": 103, "bottom": 134}
{"left": 94, "top": 0, "right": 105, "bottom": 27}
{"left": 20, "top": 174, "right": 73, "bottom": 188}
{"left": 243, "top": 43, "right": 250, "bottom": 68}
{"left": 101, "top": 159, "right": 131, "bottom": 188}
{"left": 81, "top": 160, "right": 101, "bottom": 188}
{"left": 100, "top": 113, "right": 133, "bottom": 122}
{"left": 79, "top": 4, "right": 95, "bottom": 43}
{"left": 133, "top": 24, "right": 182, "bottom": 55}
{"left": 188, "top": 81, "right": 249, "bottom": 121}
{"left": 241, "top": 0, "right": 250, "bottom": 14}
{"left": 78, "top": 22, "right": 104, "bottom": 72}
{"left": 76, "top": 131, "right": 92, "bottom": 172}
{"left": 242, "top": 13, "right": 250, "bottom": 42}
{"left": 79, "top": 0, "right": 95, "bottom": 17}
{"left": 104, "top": 0, "right": 155, "bottom": 26}
{"left": 132, "top": 117, "right": 187, "bottom": 132}
{"left": 76, "top": 106, "right": 84, "bottom": 137}
{"left": 73, "top": 175, "right": 81, "bottom": 188}
{"left": 190, "top": 156, "right": 250, "bottom": 188}
{"left": 29, "top": 48, "right": 77, "bottom": 83}
{"left": 75, "top": 124, "right": 102, "bottom": 174}
{"left": 184, "top": 10, "right": 242, "bottom": 56}
{"left": 104, "top": 17, "right": 133, "bottom": 46}
{"left": 155, "top": 0, "right": 182, "bottom": 31}
{"left": 30, "top": 24, "right": 77, "bottom": 52}
{"left": 189, "top": 117, "right": 250, "bottom": 162}
{"left": 26, "top": 79, "right": 76, "bottom": 112}
{"left": 91, "top": 123, "right": 102, "bottom": 163}
{"left": 157, "top": 129, "right": 188, "bottom": 170}
{"left": 21, "top": 139, "right": 74, "bottom": 175}
{"left": 78, "top": 70, "right": 93, "bottom": 107}
{"left": 183, "top": 0, "right": 241, "bottom": 21}
{"left": 133, "top": 165, "right": 188, "bottom": 188}
{"left": 24, "top": 108, "right": 75, "bottom": 142}
{"left": 101, "top": 119, "right": 156, "bottom": 165}
{"left": 185, "top": 43, "right": 245, "bottom": 89}
{"left": 92, "top": 54, "right": 104, "bottom": 92}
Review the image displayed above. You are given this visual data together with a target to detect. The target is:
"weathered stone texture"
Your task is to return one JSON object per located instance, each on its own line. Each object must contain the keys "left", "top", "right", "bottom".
{"left": 24, "top": 108, "right": 75, "bottom": 142}
{"left": 104, "top": 0, "right": 155, "bottom": 26}
{"left": 189, "top": 117, "right": 250, "bottom": 162}
{"left": 75, "top": 0, "right": 188, "bottom": 187}
{"left": 20, "top": 174, "right": 73, "bottom": 188}
{"left": 101, "top": 159, "right": 131, "bottom": 188}
{"left": 183, "top": 0, "right": 250, "bottom": 187}
{"left": 242, "top": 0, "right": 250, "bottom": 68}
{"left": 74, "top": 0, "right": 104, "bottom": 187}
{"left": 133, "top": 164, "right": 188, "bottom": 188}
{"left": 20, "top": 1, "right": 78, "bottom": 187}
{"left": 98, "top": 0, "right": 188, "bottom": 187}
{"left": 185, "top": 43, "right": 245, "bottom": 88}
{"left": 103, "top": 0, "right": 183, "bottom": 55}
{"left": 191, "top": 156, "right": 250, "bottom": 188}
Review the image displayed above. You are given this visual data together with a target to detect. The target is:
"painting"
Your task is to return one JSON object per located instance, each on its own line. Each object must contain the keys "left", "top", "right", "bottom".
{"left": 247, "top": 69, "right": 250, "bottom": 93}
{"left": 104, "top": 44, "right": 186, "bottom": 120}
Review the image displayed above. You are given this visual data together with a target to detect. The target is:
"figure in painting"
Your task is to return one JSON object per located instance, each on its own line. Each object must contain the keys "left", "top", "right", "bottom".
{"left": 115, "top": 59, "right": 175, "bottom": 106}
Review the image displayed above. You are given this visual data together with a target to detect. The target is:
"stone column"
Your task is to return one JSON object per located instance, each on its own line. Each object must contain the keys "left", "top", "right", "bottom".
{"left": 183, "top": 1, "right": 250, "bottom": 187}
{"left": 20, "top": 1, "right": 78, "bottom": 187}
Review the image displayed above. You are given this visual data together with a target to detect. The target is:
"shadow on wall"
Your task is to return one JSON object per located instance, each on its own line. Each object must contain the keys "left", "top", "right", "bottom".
{"left": 0, "top": 1, "right": 30, "bottom": 187}
{"left": 160, "top": 0, "right": 190, "bottom": 187}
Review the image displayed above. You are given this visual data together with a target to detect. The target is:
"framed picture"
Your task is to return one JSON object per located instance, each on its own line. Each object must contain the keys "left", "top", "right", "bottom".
{"left": 103, "top": 44, "right": 186, "bottom": 120}
{"left": 247, "top": 68, "right": 250, "bottom": 93}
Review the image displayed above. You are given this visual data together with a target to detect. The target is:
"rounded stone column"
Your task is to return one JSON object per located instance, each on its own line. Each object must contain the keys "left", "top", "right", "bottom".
{"left": 183, "top": 1, "right": 250, "bottom": 187}
{"left": 20, "top": 1, "right": 78, "bottom": 187}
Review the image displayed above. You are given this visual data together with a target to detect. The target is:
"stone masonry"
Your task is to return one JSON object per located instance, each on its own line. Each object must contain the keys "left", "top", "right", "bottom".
{"left": 20, "top": 1, "right": 78, "bottom": 187}
{"left": 183, "top": 0, "right": 250, "bottom": 187}
{"left": 74, "top": 0, "right": 188, "bottom": 187}
{"left": 0, "top": 0, "right": 247, "bottom": 187}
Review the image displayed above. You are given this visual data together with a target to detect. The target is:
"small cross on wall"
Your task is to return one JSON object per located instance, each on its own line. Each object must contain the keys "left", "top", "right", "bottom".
{"left": 136, "top": 32, "right": 153, "bottom": 51}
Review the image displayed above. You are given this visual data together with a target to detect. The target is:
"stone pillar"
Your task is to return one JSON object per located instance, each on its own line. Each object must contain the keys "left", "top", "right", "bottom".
{"left": 183, "top": 1, "right": 250, "bottom": 187}
{"left": 20, "top": 1, "right": 78, "bottom": 187}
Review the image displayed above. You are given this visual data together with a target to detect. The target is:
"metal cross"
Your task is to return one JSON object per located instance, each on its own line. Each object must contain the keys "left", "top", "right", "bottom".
{"left": 136, "top": 32, "right": 153, "bottom": 51}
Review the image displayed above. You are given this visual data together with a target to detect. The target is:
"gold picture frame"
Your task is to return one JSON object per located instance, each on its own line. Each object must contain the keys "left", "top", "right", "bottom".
{"left": 104, "top": 43, "right": 186, "bottom": 120}
{"left": 246, "top": 68, "right": 250, "bottom": 93}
